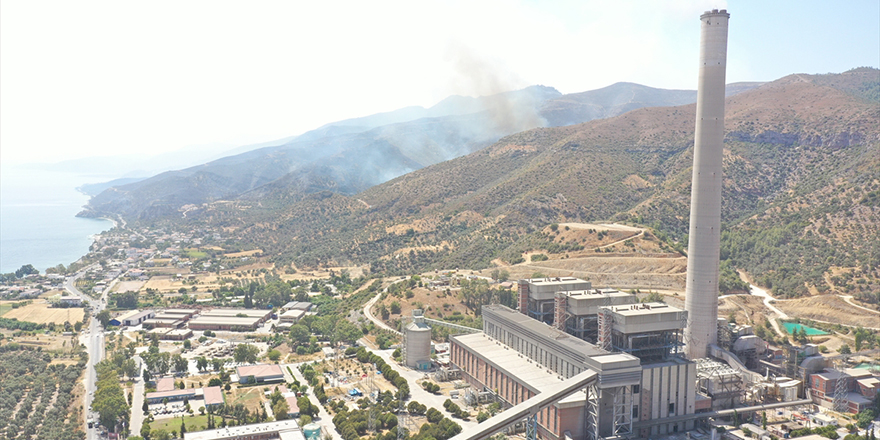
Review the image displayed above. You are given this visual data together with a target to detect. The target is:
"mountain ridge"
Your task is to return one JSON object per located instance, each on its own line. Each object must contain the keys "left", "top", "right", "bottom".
{"left": 176, "top": 68, "right": 879, "bottom": 299}
{"left": 78, "top": 82, "right": 762, "bottom": 220}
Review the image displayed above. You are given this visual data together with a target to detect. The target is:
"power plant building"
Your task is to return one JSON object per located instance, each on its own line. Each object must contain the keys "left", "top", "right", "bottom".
{"left": 451, "top": 293, "right": 697, "bottom": 439}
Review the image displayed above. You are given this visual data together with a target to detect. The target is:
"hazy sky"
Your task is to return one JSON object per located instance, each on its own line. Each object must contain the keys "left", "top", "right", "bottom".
{"left": 1, "top": 0, "right": 878, "bottom": 165}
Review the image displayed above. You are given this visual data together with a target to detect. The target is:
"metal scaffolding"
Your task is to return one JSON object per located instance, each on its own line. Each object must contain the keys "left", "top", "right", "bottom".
{"left": 612, "top": 386, "right": 634, "bottom": 436}
{"left": 696, "top": 358, "right": 744, "bottom": 410}
{"left": 832, "top": 369, "right": 850, "bottom": 413}
{"left": 527, "top": 299, "right": 555, "bottom": 325}
{"left": 597, "top": 308, "right": 612, "bottom": 351}
{"left": 611, "top": 330, "right": 684, "bottom": 363}
{"left": 586, "top": 384, "right": 600, "bottom": 440}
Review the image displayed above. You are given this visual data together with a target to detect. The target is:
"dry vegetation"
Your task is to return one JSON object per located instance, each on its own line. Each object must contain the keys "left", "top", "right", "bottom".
{"left": 1, "top": 301, "right": 85, "bottom": 325}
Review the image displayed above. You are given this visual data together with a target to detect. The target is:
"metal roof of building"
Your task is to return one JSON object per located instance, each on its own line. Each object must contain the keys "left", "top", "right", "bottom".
{"left": 453, "top": 332, "right": 587, "bottom": 404}
{"left": 237, "top": 364, "right": 284, "bottom": 379}
{"left": 183, "top": 420, "right": 301, "bottom": 440}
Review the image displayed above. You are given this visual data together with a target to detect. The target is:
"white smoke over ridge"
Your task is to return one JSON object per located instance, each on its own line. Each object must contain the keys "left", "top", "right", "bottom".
{"left": 444, "top": 42, "right": 549, "bottom": 134}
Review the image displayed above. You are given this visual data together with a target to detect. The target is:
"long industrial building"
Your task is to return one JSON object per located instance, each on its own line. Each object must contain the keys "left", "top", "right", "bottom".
{"left": 187, "top": 308, "right": 273, "bottom": 332}
{"left": 451, "top": 277, "right": 697, "bottom": 439}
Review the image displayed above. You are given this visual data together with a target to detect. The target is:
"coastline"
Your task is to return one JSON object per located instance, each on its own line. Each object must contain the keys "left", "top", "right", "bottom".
{"left": 0, "top": 166, "right": 118, "bottom": 273}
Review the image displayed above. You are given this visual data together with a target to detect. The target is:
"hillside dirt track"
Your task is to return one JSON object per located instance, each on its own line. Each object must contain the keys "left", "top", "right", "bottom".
{"left": 774, "top": 295, "right": 880, "bottom": 329}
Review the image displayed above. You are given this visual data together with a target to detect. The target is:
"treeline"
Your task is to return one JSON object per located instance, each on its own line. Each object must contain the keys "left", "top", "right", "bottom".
{"left": 0, "top": 317, "right": 45, "bottom": 331}
{"left": 354, "top": 347, "right": 409, "bottom": 399}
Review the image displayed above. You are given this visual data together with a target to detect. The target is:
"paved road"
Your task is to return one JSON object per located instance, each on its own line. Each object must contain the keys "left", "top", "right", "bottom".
{"left": 66, "top": 264, "right": 110, "bottom": 440}
{"left": 129, "top": 357, "right": 146, "bottom": 437}
{"left": 285, "top": 362, "right": 343, "bottom": 440}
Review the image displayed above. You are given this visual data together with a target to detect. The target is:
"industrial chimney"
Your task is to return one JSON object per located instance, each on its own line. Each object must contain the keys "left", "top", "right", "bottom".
{"left": 684, "top": 9, "right": 730, "bottom": 359}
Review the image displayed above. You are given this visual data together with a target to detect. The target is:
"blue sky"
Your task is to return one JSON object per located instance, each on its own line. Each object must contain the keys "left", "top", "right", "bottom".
{"left": 1, "top": 0, "right": 877, "bottom": 165}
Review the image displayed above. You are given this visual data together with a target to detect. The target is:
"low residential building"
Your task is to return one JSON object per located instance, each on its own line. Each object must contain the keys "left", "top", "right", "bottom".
{"left": 203, "top": 386, "right": 225, "bottom": 408}
{"left": 157, "top": 377, "right": 175, "bottom": 392}
{"left": 58, "top": 296, "right": 83, "bottom": 307}
{"left": 183, "top": 420, "right": 304, "bottom": 440}
{"left": 237, "top": 364, "right": 285, "bottom": 384}
{"left": 161, "top": 328, "right": 193, "bottom": 341}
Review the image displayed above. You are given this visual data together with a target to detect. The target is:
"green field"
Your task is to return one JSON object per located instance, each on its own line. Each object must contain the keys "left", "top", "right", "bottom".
{"left": 183, "top": 249, "right": 208, "bottom": 259}
{"left": 149, "top": 414, "right": 211, "bottom": 435}
{"left": 0, "top": 303, "right": 12, "bottom": 316}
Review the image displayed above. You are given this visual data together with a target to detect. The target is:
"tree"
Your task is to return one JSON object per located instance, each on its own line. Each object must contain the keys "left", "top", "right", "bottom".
{"left": 289, "top": 325, "right": 310, "bottom": 346}
{"left": 196, "top": 357, "right": 209, "bottom": 372}
{"left": 173, "top": 354, "right": 188, "bottom": 373}
{"left": 75, "top": 321, "right": 83, "bottom": 332}
{"left": 183, "top": 339, "right": 192, "bottom": 350}
{"left": 212, "top": 358, "right": 224, "bottom": 371}
{"left": 234, "top": 344, "right": 260, "bottom": 364}
{"left": 96, "top": 310, "right": 112, "bottom": 327}
{"left": 426, "top": 408, "right": 443, "bottom": 424}
{"left": 333, "top": 320, "right": 362, "bottom": 345}
{"left": 840, "top": 344, "right": 852, "bottom": 354}
{"left": 122, "top": 358, "right": 139, "bottom": 379}
{"left": 143, "top": 369, "right": 152, "bottom": 383}
{"left": 152, "top": 430, "right": 171, "bottom": 440}
{"left": 14, "top": 264, "right": 39, "bottom": 278}
{"left": 142, "top": 399, "right": 149, "bottom": 414}
{"left": 267, "top": 349, "right": 281, "bottom": 361}
{"left": 273, "top": 399, "right": 290, "bottom": 420}
{"left": 208, "top": 378, "right": 223, "bottom": 387}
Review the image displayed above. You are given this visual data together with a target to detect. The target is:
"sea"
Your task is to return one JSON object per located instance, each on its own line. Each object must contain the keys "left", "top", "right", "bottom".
{"left": 0, "top": 164, "right": 115, "bottom": 274}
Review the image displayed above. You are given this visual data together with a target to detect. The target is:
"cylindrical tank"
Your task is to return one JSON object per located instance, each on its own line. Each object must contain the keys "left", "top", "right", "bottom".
{"left": 405, "top": 316, "right": 432, "bottom": 369}
{"left": 303, "top": 423, "right": 322, "bottom": 440}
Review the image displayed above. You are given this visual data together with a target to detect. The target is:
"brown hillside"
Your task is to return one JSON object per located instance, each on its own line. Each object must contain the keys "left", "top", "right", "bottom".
{"left": 190, "top": 69, "right": 879, "bottom": 297}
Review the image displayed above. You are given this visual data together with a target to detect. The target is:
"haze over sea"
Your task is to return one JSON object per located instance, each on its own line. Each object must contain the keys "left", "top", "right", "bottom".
{"left": 0, "top": 164, "right": 114, "bottom": 274}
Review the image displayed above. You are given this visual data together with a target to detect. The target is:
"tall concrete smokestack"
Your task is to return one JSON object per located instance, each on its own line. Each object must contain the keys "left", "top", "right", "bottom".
{"left": 684, "top": 9, "right": 729, "bottom": 359}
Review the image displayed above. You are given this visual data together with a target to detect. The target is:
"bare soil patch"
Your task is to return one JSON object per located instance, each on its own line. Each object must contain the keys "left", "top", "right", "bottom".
{"left": 776, "top": 295, "right": 880, "bottom": 329}
{"left": 374, "top": 286, "right": 475, "bottom": 325}
{"left": 3, "top": 300, "right": 85, "bottom": 324}
{"left": 223, "top": 249, "right": 263, "bottom": 258}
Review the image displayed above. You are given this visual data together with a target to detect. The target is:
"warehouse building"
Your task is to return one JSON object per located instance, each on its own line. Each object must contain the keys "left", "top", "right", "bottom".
{"left": 162, "top": 308, "right": 198, "bottom": 320}
{"left": 110, "top": 309, "right": 156, "bottom": 326}
{"left": 142, "top": 317, "right": 185, "bottom": 329}
{"left": 188, "top": 316, "right": 263, "bottom": 331}
{"left": 237, "top": 364, "right": 285, "bottom": 384}
{"left": 279, "top": 309, "right": 306, "bottom": 324}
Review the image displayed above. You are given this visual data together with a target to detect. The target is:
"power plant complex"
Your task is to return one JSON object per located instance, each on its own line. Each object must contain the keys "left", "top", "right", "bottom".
{"left": 403, "top": 9, "right": 878, "bottom": 440}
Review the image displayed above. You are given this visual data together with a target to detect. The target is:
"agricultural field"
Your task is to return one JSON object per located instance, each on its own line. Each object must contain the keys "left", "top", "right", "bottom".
{"left": 0, "top": 347, "right": 86, "bottom": 440}
{"left": 1, "top": 300, "right": 84, "bottom": 325}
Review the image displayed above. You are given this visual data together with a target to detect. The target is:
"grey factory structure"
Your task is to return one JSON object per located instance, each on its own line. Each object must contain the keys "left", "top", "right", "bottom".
{"left": 452, "top": 277, "right": 696, "bottom": 439}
